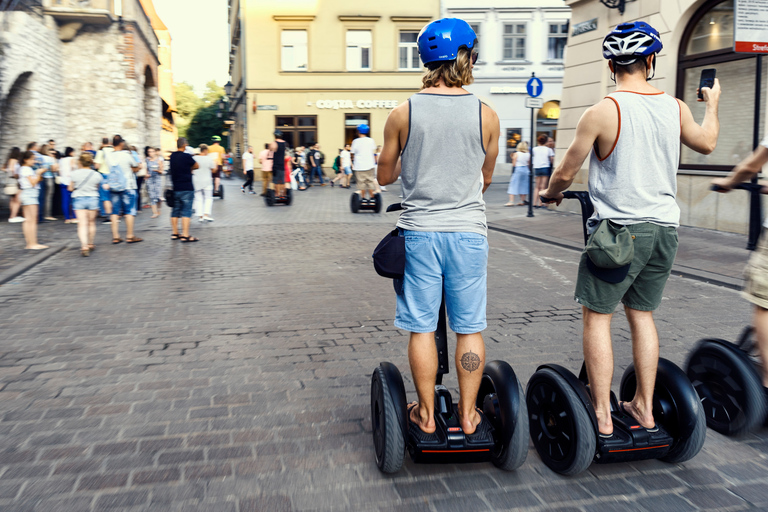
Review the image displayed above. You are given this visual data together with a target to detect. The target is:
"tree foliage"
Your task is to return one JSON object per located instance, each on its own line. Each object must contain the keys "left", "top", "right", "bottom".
{"left": 173, "top": 81, "right": 227, "bottom": 149}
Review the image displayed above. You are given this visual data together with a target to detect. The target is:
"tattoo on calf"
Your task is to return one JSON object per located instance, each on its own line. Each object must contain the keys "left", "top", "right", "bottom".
{"left": 460, "top": 351, "right": 482, "bottom": 373}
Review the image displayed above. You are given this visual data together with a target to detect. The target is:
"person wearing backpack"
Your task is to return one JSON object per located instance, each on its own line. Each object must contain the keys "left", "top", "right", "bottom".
{"left": 106, "top": 135, "right": 142, "bottom": 244}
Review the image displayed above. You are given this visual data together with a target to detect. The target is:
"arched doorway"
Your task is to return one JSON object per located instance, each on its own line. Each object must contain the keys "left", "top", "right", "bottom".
{"left": 0, "top": 72, "right": 34, "bottom": 159}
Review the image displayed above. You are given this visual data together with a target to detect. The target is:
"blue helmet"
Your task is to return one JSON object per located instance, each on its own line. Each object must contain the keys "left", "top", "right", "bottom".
{"left": 357, "top": 124, "right": 370, "bottom": 135}
{"left": 602, "top": 21, "right": 663, "bottom": 65}
{"left": 417, "top": 18, "right": 477, "bottom": 66}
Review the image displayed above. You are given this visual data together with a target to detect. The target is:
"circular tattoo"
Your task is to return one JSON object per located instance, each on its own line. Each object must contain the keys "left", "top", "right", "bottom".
{"left": 460, "top": 351, "right": 481, "bottom": 373}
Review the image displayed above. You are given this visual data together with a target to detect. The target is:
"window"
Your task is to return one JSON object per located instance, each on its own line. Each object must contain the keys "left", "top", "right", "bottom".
{"left": 469, "top": 23, "right": 480, "bottom": 56}
{"left": 275, "top": 116, "right": 316, "bottom": 149}
{"left": 503, "top": 24, "right": 526, "bottom": 60}
{"left": 677, "top": 0, "right": 766, "bottom": 171}
{"left": 281, "top": 30, "right": 307, "bottom": 71}
{"left": 548, "top": 23, "right": 568, "bottom": 60}
{"left": 345, "top": 114, "right": 370, "bottom": 145}
{"left": 398, "top": 31, "right": 420, "bottom": 70}
{"left": 506, "top": 128, "right": 522, "bottom": 163}
{"left": 347, "top": 30, "right": 372, "bottom": 71}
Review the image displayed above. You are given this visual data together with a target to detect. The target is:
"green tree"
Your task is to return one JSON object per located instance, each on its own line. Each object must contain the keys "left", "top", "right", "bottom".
{"left": 202, "top": 80, "right": 225, "bottom": 106}
{"left": 186, "top": 103, "right": 227, "bottom": 151}
{"left": 174, "top": 81, "right": 203, "bottom": 138}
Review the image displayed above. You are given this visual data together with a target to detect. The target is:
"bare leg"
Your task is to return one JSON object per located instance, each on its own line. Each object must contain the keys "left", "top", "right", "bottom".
{"left": 171, "top": 217, "right": 179, "bottom": 235}
{"left": 408, "top": 331, "right": 438, "bottom": 433}
{"left": 22, "top": 205, "right": 47, "bottom": 249}
{"left": 10, "top": 192, "right": 21, "bottom": 218}
{"left": 456, "top": 332, "right": 485, "bottom": 434}
{"left": 181, "top": 217, "right": 191, "bottom": 238}
{"left": 151, "top": 202, "right": 159, "bottom": 218}
{"left": 75, "top": 209, "right": 89, "bottom": 248}
{"left": 583, "top": 306, "right": 614, "bottom": 436}
{"left": 88, "top": 210, "right": 97, "bottom": 246}
{"left": 110, "top": 214, "right": 120, "bottom": 239}
{"left": 623, "top": 307, "right": 658, "bottom": 428}
{"left": 125, "top": 215, "right": 135, "bottom": 239}
{"left": 753, "top": 305, "right": 768, "bottom": 387}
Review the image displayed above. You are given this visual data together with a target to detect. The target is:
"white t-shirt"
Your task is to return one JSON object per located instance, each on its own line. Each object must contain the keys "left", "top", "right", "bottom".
{"left": 531, "top": 145, "right": 554, "bottom": 169}
{"left": 108, "top": 150, "right": 138, "bottom": 190}
{"left": 70, "top": 168, "right": 101, "bottom": 198}
{"left": 243, "top": 151, "right": 254, "bottom": 171}
{"left": 193, "top": 154, "right": 215, "bottom": 190}
{"left": 351, "top": 136, "right": 377, "bottom": 170}
{"left": 19, "top": 166, "right": 38, "bottom": 190}
{"left": 340, "top": 149, "right": 352, "bottom": 168}
{"left": 58, "top": 156, "right": 74, "bottom": 186}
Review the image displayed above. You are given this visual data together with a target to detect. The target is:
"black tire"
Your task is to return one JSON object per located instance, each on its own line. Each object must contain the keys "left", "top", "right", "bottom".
{"left": 218, "top": 184, "right": 224, "bottom": 200}
{"left": 685, "top": 340, "right": 767, "bottom": 436}
{"left": 526, "top": 368, "right": 595, "bottom": 475}
{"left": 373, "top": 193, "right": 382, "bottom": 213}
{"left": 264, "top": 189, "right": 275, "bottom": 207}
{"left": 371, "top": 366, "right": 405, "bottom": 473}
{"left": 620, "top": 358, "right": 706, "bottom": 463}
{"left": 285, "top": 188, "right": 293, "bottom": 206}
{"left": 351, "top": 193, "right": 361, "bottom": 213}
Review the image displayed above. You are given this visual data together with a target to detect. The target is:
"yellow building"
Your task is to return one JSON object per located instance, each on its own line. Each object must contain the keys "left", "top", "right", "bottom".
{"left": 227, "top": 0, "right": 440, "bottom": 171}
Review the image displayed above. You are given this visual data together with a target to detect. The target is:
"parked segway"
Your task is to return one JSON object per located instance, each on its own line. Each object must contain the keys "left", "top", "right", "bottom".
{"left": 527, "top": 191, "right": 706, "bottom": 475}
{"left": 684, "top": 182, "right": 768, "bottom": 436}
{"left": 264, "top": 187, "right": 292, "bottom": 207}
{"left": 371, "top": 204, "right": 528, "bottom": 474}
{"left": 351, "top": 192, "right": 382, "bottom": 213}
{"left": 213, "top": 182, "right": 224, "bottom": 200}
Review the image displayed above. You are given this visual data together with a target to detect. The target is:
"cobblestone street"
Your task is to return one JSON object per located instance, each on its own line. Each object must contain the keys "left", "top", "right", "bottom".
{"left": 1, "top": 181, "right": 767, "bottom": 511}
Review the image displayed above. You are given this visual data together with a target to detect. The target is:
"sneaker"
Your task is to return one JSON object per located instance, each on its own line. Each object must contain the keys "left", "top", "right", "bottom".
{"left": 204, "top": 216, "right": 214, "bottom": 221}
{"left": 241, "top": 188, "right": 245, "bottom": 194}
{"left": 249, "top": 191, "right": 256, "bottom": 195}
{"left": 101, "top": 219, "right": 112, "bottom": 224}
{"left": 380, "top": 186, "right": 387, "bottom": 191}
{"left": 8, "top": 216, "right": 25, "bottom": 223}
{"left": 198, "top": 217, "right": 205, "bottom": 223}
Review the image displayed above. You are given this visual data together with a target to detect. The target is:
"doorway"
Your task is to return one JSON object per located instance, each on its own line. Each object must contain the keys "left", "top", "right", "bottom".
{"left": 345, "top": 114, "right": 370, "bottom": 145}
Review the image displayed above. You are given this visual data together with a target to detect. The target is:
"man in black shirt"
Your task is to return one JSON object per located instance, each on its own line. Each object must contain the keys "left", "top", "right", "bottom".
{"left": 169, "top": 137, "right": 199, "bottom": 242}
{"left": 269, "top": 131, "right": 287, "bottom": 197}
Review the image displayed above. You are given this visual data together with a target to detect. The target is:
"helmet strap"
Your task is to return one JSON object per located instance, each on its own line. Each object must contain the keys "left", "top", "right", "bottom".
{"left": 647, "top": 55, "right": 657, "bottom": 81}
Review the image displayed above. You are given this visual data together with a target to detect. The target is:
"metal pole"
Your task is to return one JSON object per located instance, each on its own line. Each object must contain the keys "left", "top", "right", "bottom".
{"left": 528, "top": 85, "right": 535, "bottom": 217}
{"left": 749, "top": 55, "right": 763, "bottom": 251}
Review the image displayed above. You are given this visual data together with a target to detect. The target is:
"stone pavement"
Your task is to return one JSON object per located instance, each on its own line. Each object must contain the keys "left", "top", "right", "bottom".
{"left": 0, "top": 179, "right": 766, "bottom": 511}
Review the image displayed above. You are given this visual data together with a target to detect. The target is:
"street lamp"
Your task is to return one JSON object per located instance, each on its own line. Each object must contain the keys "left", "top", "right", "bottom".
{"left": 224, "top": 81, "right": 233, "bottom": 98}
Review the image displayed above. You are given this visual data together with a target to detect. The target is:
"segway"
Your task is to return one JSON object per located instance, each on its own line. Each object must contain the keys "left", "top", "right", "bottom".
{"left": 351, "top": 192, "right": 382, "bottom": 213}
{"left": 264, "top": 187, "right": 292, "bottom": 207}
{"left": 213, "top": 182, "right": 224, "bottom": 200}
{"left": 371, "top": 204, "right": 528, "bottom": 474}
{"left": 527, "top": 191, "right": 706, "bottom": 475}
{"left": 684, "top": 182, "right": 768, "bottom": 436}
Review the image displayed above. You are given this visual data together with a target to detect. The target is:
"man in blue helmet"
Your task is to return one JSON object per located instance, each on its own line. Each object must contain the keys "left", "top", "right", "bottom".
{"left": 378, "top": 18, "right": 500, "bottom": 438}
{"left": 350, "top": 124, "right": 377, "bottom": 199}
{"left": 540, "top": 21, "right": 721, "bottom": 438}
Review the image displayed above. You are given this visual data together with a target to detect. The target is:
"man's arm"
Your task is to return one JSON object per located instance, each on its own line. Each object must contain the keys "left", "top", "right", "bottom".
{"left": 481, "top": 103, "right": 500, "bottom": 193}
{"left": 377, "top": 103, "right": 409, "bottom": 186}
{"left": 680, "top": 78, "right": 721, "bottom": 155}
{"left": 712, "top": 145, "right": 768, "bottom": 191}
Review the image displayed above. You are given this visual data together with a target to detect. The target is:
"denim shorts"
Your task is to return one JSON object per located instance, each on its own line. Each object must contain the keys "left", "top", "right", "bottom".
{"left": 171, "top": 190, "right": 194, "bottom": 218}
{"left": 534, "top": 167, "right": 552, "bottom": 177}
{"left": 344, "top": 166, "right": 352, "bottom": 175}
{"left": 110, "top": 189, "right": 138, "bottom": 216}
{"left": 72, "top": 196, "right": 99, "bottom": 210}
{"left": 21, "top": 189, "right": 39, "bottom": 206}
{"left": 99, "top": 177, "right": 111, "bottom": 202}
{"left": 395, "top": 230, "right": 488, "bottom": 334}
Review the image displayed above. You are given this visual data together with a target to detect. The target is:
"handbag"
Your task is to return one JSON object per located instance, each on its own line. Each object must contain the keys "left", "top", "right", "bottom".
{"left": 164, "top": 188, "right": 175, "bottom": 208}
{"left": 4, "top": 178, "right": 19, "bottom": 196}
{"left": 372, "top": 229, "right": 405, "bottom": 279}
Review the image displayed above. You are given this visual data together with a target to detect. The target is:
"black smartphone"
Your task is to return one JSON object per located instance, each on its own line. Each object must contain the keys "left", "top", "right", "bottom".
{"left": 698, "top": 68, "right": 716, "bottom": 100}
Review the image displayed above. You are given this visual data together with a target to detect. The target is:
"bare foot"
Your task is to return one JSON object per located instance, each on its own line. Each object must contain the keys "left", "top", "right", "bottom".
{"left": 458, "top": 407, "right": 482, "bottom": 435}
{"left": 26, "top": 244, "right": 49, "bottom": 250}
{"left": 408, "top": 402, "right": 436, "bottom": 434}
{"left": 619, "top": 401, "right": 655, "bottom": 429}
{"left": 595, "top": 408, "right": 613, "bottom": 437}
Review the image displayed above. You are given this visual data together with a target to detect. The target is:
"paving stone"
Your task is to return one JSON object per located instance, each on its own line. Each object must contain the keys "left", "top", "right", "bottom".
{"left": 682, "top": 488, "right": 747, "bottom": 510}
{"left": 729, "top": 483, "right": 768, "bottom": 505}
{"left": 636, "top": 494, "right": 697, "bottom": 512}
{"left": 483, "top": 489, "right": 542, "bottom": 510}
{"left": 240, "top": 494, "right": 293, "bottom": 512}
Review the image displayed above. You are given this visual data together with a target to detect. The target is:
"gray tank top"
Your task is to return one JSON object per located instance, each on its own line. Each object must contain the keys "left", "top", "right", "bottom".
{"left": 396, "top": 93, "right": 487, "bottom": 236}
{"left": 587, "top": 92, "right": 681, "bottom": 233}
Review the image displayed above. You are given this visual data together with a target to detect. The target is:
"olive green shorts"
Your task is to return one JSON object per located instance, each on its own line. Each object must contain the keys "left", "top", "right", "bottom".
{"left": 574, "top": 222, "right": 678, "bottom": 315}
{"left": 742, "top": 232, "right": 768, "bottom": 309}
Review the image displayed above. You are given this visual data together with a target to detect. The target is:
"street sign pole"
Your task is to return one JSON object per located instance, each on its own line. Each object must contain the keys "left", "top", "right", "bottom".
{"left": 528, "top": 100, "right": 535, "bottom": 218}
{"left": 525, "top": 73, "right": 543, "bottom": 218}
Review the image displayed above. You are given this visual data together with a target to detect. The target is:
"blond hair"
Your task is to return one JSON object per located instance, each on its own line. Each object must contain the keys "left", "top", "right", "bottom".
{"left": 421, "top": 47, "right": 474, "bottom": 89}
{"left": 516, "top": 142, "right": 529, "bottom": 153}
{"left": 79, "top": 152, "right": 94, "bottom": 168}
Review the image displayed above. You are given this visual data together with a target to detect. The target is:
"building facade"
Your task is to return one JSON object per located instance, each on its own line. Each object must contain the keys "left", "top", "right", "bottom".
{"left": 560, "top": 0, "right": 765, "bottom": 235}
{"left": 0, "top": 0, "right": 168, "bottom": 165}
{"left": 443, "top": 0, "right": 570, "bottom": 169}
{"left": 227, "top": 0, "right": 440, "bottom": 172}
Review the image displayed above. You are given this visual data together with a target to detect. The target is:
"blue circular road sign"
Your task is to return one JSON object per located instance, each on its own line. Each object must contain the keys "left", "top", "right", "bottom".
{"left": 526, "top": 77, "right": 543, "bottom": 98}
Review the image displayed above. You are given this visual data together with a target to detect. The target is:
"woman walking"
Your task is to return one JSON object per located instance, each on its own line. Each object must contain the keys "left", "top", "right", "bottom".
{"left": 38, "top": 144, "right": 58, "bottom": 221}
{"left": 145, "top": 146, "right": 163, "bottom": 218}
{"left": 532, "top": 134, "right": 555, "bottom": 207}
{"left": 69, "top": 152, "right": 101, "bottom": 256}
{"left": 18, "top": 151, "right": 48, "bottom": 249}
{"left": 4, "top": 147, "right": 24, "bottom": 223}
{"left": 59, "top": 147, "right": 76, "bottom": 223}
{"left": 506, "top": 141, "right": 531, "bottom": 206}
{"left": 131, "top": 145, "right": 147, "bottom": 212}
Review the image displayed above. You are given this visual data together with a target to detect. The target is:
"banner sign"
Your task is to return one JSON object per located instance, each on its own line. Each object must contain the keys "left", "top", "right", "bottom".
{"left": 735, "top": 0, "right": 768, "bottom": 53}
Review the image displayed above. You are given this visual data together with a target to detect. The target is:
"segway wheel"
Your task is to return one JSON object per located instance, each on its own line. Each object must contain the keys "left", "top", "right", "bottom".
{"left": 620, "top": 358, "right": 706, "bottom": 463}
{"left": 526, "top": 368, "right": 595, "bottom": 475}
{"left": 685, "top": 340, "right": 767, "bottom": 436}
{"left": 477, "top": 361, "right": 528, "bottom": 471}
{"left": 351, "top": 193, "right": 361, "bottom": 213}
{"left": 218, "top": 183, "right": 224, "bottom": 200}
{"left": 285, "top": 188, "right": 293, "bottom": 206}
{"left": 371, "top": 365, "right": 406, "bottom": 473}
{"left": 264, "top": 189, "right": 276, "bottom": 207}
{"left": 373, "top": 193, "right": 382, "bottom": 213}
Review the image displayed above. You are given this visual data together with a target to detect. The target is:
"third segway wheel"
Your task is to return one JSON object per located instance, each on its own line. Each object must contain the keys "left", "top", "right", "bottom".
{"left": 285, "top": 188, "right": 293, "bottom": 206}
{"left": 264, "top": 189, "right": 275, "bottom": 207}
{"left": 371, "top": 364, "right": 406, "bottom": 473}
{"left": 526, "top": 368, "right": 595, "bottom": 475}
{"left": 219, "top": 183, "right": 224, "bottom": 200}
{"left": 477, "top": 360, "right": 528, "bottom": 471}
{"left": 620, "top": 358, "right": 706, "bottom": 463}
{"left": 685, "top": 340, "right": 767, "bottom": 436}
{"left": 373, "top": 193, "right": 382, "bottom": 213}
{"left": 351, "top": 193, "right": 361, "bottom": 213}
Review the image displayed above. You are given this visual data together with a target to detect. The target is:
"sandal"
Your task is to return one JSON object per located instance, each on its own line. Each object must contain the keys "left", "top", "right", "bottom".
{"left": 171, "top": 234, "right": 180, "bottom": 240}
{"left": 126, "top": 237, "right": 143, "bottom": 244}
{"left": 180, "top": 236, "right": 200, "bottom": 243}
{"left": 112, "top": 238, "right": 123, "bottom": 244}
{"left": 88, "top": 244, "right": 96, "bottom": 252}
{"left": 80, "top": 248, "right": 90, "bottom": 257}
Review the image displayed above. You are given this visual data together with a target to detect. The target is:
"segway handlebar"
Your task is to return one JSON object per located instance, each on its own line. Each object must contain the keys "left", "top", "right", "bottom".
{"left": 386, "top": 203, "right": 404, "bottom": 212}
{"left": 540, "top": 191, "right": 594, "bottom": 245}
{"left": 710, "top": 183, "right": 768, "bottom": 193}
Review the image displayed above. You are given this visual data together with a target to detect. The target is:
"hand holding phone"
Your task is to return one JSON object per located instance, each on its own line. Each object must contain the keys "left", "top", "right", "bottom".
{"left": 697, "top": 68, "right": 716, "bottom": 101}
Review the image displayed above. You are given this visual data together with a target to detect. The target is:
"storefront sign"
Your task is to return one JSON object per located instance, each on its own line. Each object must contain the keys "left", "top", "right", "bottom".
{"left": 257, "top": 105, "right": 278, "bottom": 110}
{"left": 572, "top": 18, "right": 598, "bottom": 37}
{"left": 314, "top": 100, "right": 400, "bottom": 110}
{"left": 489, "top": 86, "right": 527, "bottom": 94}
{"left": 735, "top": 0, "right": 768, "bottom": 53}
